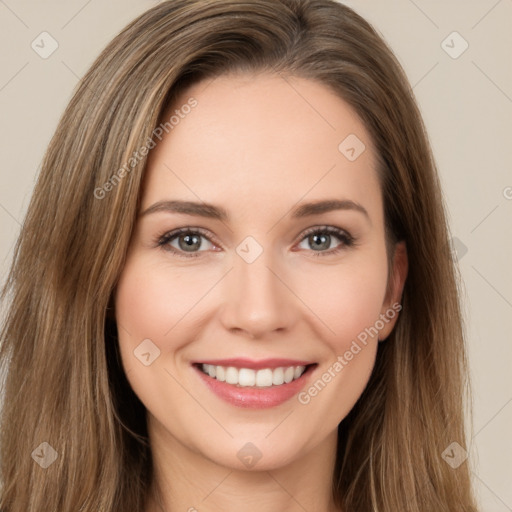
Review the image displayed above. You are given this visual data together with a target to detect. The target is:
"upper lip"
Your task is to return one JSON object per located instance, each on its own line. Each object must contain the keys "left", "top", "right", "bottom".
{"left": 193, "top": 358, "right": 315, "bottom": 370}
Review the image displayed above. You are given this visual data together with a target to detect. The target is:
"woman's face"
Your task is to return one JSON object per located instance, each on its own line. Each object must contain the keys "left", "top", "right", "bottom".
{"left": 114, "top": 72, "right": 407, "bottom": 471}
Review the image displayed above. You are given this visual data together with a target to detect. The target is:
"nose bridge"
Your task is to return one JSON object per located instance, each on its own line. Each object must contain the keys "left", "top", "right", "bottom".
{"left": 220, "top": 241, "right": 294, "bottom": 337}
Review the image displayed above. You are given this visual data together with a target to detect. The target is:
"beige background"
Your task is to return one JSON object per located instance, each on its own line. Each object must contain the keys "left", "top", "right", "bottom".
{"left": 0, "top": 0, "right": 511, "bottom": 509}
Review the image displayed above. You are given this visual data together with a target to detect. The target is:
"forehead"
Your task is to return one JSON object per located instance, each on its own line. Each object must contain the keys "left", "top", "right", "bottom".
{"left": 141, "top": 73, "right": 382, "bottom": 226}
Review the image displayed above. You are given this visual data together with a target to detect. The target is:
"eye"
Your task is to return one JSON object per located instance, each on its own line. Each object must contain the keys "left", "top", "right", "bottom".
{"left": 296, "top": 226, "right": 355, "bottom": 257}
{"left": 156, "top": 227, "right": 217, "bottom": 258}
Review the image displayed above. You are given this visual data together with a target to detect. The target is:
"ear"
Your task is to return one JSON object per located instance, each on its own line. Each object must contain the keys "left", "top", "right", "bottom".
{"left": 378, "top": 241, "right": 408, "bottom": 341}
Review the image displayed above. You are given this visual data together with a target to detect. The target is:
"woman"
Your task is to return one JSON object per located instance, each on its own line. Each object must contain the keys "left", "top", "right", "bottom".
{"left": 0, "top": 0, "right": 479, "bottom": 510}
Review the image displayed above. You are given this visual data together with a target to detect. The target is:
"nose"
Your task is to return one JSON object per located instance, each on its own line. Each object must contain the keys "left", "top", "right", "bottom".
{"left": 219, "top": 249, "right": 297, "bottom": 339}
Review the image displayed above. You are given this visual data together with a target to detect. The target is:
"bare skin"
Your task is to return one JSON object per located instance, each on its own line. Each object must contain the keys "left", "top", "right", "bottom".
{"left": 114, "top": 72, "right": 408, "bottom": 512}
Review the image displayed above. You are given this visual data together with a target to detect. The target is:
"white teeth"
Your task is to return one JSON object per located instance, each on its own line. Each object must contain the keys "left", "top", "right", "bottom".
{"left": 238, "top": 368, "right": 255, "bottom": 387}
{"left": 272, "top": 367, "right": 284, "bottom": 385}
{"left": 200, "top": 364, "right": 307, "bottom": 387}
{"left": 284, "top": 367, "right": 295, "bottom": 383}
{"left": 216, "top": 365, "right": 226, "bottom": 382}
{"left": 225, "top": 366, "right": 238, "bottom": 385}
{"left": 256, "top": 368, "right": 273, "bottom": 387}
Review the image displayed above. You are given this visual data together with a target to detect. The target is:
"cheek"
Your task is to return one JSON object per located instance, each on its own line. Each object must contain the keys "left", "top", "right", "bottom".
{"left": 295, "top": 250, "right": 389, "bottom": 351}
{"left": 113, "top": 255, "right": 227, "bottom": 404}
{"left": 113, "top": 258, "right": 199, "bottom": 413}
{"left": 114, "top": 257, "right": 214, "bottom": 342}
{"left": 113, "top": 258, "right": 178, "bottom": 388}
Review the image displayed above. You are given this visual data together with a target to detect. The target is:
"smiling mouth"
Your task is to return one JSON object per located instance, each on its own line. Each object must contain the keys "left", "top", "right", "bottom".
{"left": 194, "top": 363, "right": 316, "bottom": 388}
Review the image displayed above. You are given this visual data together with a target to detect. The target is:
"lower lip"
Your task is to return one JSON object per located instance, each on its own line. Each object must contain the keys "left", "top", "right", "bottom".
{"left": 193, "top": 364, "right": 316, "bottom": 409}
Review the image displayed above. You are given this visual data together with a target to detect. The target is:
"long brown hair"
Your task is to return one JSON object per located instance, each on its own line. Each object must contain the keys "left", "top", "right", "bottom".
{"left": 0, "top": 1, "right": 478, "bottom": 510}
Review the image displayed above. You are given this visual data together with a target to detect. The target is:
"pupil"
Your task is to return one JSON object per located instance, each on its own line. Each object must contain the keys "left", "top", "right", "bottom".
{"left": 311, "top": 234, "right": 329, "bottom": 250}
{"left": 180, "top": 234, "right": 200, "bottom": 251}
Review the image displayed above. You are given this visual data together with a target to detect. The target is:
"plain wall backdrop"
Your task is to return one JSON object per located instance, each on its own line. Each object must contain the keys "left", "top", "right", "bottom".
{"left": 0, "top": 0, "right": 511, "bottom": 510}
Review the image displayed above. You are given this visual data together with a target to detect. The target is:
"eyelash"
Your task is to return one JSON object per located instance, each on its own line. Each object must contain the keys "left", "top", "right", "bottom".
{"left": 154, "top": 226, "right": 356, "bottom": 259}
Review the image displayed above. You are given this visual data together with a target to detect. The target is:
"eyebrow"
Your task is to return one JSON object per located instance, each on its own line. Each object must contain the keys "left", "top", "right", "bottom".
{"left": 139, "top": 199, "right": 370, "bottom": 222}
